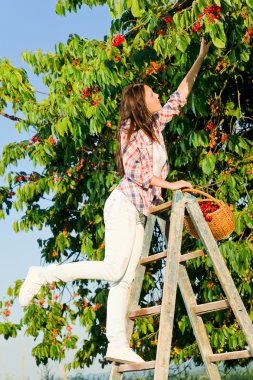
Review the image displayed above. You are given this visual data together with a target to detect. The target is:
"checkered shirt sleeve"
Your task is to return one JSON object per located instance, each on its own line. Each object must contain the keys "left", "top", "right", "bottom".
{"left": 155, "top": 90, "right": 187, "bottom": 131}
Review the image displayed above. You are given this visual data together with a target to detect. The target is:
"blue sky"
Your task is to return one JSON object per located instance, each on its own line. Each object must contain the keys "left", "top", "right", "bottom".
{"left": 0, "top": 2, "right": 111, "bottom": 379}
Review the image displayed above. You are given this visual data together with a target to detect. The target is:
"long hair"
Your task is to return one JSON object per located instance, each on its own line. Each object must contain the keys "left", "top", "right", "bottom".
{"left": 116, "top": 83, "right": 159, "bottom": 177}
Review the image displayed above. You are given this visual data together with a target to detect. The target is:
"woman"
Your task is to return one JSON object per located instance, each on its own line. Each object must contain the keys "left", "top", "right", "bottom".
{"left": 19, "top": 39, "right": 211, "bottom": 364}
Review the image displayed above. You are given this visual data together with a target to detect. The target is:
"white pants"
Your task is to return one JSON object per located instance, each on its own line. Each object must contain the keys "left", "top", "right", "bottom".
{"left": 39, "top": 190, "right": 145, "bottom": 347}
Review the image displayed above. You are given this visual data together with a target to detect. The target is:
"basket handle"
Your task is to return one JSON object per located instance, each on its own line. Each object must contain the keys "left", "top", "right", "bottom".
{"left": 182, "top": 188, "right": 223, "bottom": 208}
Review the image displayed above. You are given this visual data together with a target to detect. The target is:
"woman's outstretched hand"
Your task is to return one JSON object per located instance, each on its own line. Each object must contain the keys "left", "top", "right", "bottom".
{"left": 198, "top": 38, "right": 212, "bottom": 59}
{"left": 168, "top": 180, "right": 193, "bottom": 191}
{"left": 150, "top": 176, "right": 193, "bottom": 191}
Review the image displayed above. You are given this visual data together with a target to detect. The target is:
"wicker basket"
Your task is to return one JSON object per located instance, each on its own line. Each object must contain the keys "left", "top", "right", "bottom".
{"left": 182, "top": 189, "right": 235, "bottom": 240}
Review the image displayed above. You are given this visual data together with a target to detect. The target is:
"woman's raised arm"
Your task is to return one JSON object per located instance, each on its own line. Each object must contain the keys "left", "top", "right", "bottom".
{"left": 177, "top": 39, "right": 212, "bottom": 99}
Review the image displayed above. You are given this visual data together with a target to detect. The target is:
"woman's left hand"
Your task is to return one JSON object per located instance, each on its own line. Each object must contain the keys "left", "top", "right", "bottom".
{"left": 198, "top": 38, "right": 212, "bottom": 59}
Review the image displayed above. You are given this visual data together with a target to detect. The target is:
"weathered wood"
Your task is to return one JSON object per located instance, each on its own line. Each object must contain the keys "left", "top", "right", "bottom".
{"left": 154, "top": 191, "right": 185, "bottom": 380}
{"left": 208, "top": 350, "right": 252, "bottom": 362}
{"left": 117, "top": 360, "right": 156, "bottom": 373}
{"left": 109, "top": 216, "right": 157, "bottom": 380}
{"left": 150, "top": 200, "right": 172, "bottom": 215}
{"left": 178, "top": 264, "right": 221, "bottom": 379}
{"left": 156, "top": 213, "right": 170, "bottom": 245}
{"left": 192, "top": 299, "right": 230, "bottom": 315}
{"left": 128, "top": 305, "right": 161, "bottom": 319}
{"left": 139, "top": 251, "right": 167, "bottom": 265}
{"left": 140, "top": 249, "right": 205, "bottom": 266}
{"left": 111, "top": 190, "right": 253, "bottom": 380}
{"left": 185, "top": 193, "right": 253, "bottom": 354}
{"left": 180, "top": 249, "right": 206, "bottom": 262}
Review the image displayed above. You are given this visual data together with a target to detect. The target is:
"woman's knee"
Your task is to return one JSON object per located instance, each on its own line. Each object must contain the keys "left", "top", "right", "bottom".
{"left": 110, "top": 279, "right": 132, "bottom": 289}
{"left": 103, "top": 254, "right": 130, "bottom": 282}
{"left": 104, "top": 262, "right": 126, "bottom": 283}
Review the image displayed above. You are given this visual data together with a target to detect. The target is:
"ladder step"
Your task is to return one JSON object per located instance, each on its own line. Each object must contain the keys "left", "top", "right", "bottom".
{"left": 150, "top": 201, "right": 172, "bottom": 215}
{"left": 140, "top": 249, "right": 205, "bottom": 266}
{"left": 139, "top": 251, "right": 167, "bottom": 265}
{"left": 129, "top": 305, "right": 161, "bottom": 319}
{"left": 117, "top": 360, "right": 156, "bottom": 373}
{"left": 192, "top": 299, "right": 230, "bottom": 315}
{"left": 180, "top": 249, "right": 206, "bottom": 262}
{"left": 208, "top": 349, "right": 252, "bottom": 362}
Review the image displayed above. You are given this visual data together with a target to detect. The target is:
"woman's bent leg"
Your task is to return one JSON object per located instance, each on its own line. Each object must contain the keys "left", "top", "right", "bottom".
{"left": 19, "top": 190, "right": 138, "bottom": 305}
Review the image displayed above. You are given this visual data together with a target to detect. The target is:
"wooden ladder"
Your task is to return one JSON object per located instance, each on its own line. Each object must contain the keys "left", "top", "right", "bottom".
{"left": 109, "top": 190, "right": 253, "bottom": 380}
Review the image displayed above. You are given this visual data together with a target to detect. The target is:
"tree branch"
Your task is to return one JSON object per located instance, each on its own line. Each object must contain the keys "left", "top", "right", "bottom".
{"left": 0, "top": 111, "right": 23, "bottom": 122}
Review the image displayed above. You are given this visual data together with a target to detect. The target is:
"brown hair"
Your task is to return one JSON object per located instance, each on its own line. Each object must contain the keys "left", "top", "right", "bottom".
{"left": 116, "top": 83, "right": 158, "bottom": 177}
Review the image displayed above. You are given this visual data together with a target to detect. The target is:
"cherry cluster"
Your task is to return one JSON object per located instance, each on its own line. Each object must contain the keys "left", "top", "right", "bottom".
{"left": 205, "top": 122, "right": 217, "bottom": 149}
{"left": 16, "top": 175, "right": 30, "bottom": 182}
{"left": 29, "top": 135, "right": 56, "bottom": 146}
{"left": 221, "top": 134, "right": 229, "bottom": 142}
{"left": 208, "top": 96, "right": 220, "bottom": 114}
{"left": 111, "top": 34, "right": 125, "bottom": 47}
{"left": 203, "top": 3, "right": 222, "bottom": 22}
{"left": 163, "top": 16, "right": 173, "bottom": 25}
{"left": 142, "top": 61, "right": 167, "bottom": 78}
{"left": 205, "top": 122, "right": 216, "bottom": 131}
{"left": 192, "top": 16, "right": 202, "bottom": 32}
{"left": 2, "top": 301, "right": 12, "bottom": 317}
{"left": 81, "top": 86, "right": 101, "bottom": 106}
{"left": 242, "top": 28, "right": 253, "bottom": 44}
{"left": 192, "top": 3, "right": 222, "bottom": 32}
{"left": 199, "top": 201, "right": 219, "bottom": 222}
{"left": 49, "top": 137, "right": 56, "bottom": 145}
{"left": 156, "top": 29, "right": 166, "bottom": 36}
{"left": 81, "top": 86, "right": 92, "bottom": 99}
{"left": 216, "top": 59, "right": 228, "bottom": 72}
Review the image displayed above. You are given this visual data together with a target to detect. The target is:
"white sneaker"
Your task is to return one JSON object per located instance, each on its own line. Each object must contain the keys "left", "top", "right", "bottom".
{"left": 19, "top": 266, "right": 45, "bottom": 307}
{"left": 105, "top": 345, "right": 145, "bottom": 364}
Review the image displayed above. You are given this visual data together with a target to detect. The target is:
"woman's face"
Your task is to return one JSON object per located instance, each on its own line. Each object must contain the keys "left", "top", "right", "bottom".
{"left": 144, "top": 85, "right": 162, "bottom": 113}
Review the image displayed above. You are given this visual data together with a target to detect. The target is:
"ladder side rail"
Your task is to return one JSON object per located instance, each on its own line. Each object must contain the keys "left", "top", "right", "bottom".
{"left": 109, "top": 216, "right": 157, "bottom": 380}
{"left": 126, "top": 215, "right": 157, "bottom": 338}
{"left": 178, "top": 264, "right": 221, "bottom": 380}
{"left": 155, "top": 212, "right": 170, "bottom": 249}
{"left": 185, "top": 193, "right": 253, "bottom": 353}
{"left": 154, "top": 190, "right": 185, "bottom": 380}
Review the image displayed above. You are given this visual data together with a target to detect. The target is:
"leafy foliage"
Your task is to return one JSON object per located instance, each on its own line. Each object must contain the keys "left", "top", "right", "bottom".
{"left": 0, "top": 0, "right": 253, "bottom": 373}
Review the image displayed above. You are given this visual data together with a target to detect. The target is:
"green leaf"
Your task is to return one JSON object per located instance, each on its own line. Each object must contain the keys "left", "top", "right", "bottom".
{"left": 180, "top": 13, "right": 186, "bottom": 29}
{"left": 198, "top": 0, "right": 207, "bottom": 10}
{"left": 13, "top": 220, "right": 19, "bottom": 233}
{"left": 190, "top": 131, "right": 209, "bottom": 147}
{"left": 235, "top": 214, "right": 245, "bottom": 234}
{"left": 209, "top": 22, "right": 226, "bottom": 48}
{"left": 173, "top": 12, "right": 180, "bottom": 27}
{"left": 200, "top": 154, "right": 216, "bottom": 175}
{"left": 244, "top": 213, "right": 253, "bottom": 228}
{"left": 246, "top": 0, "right": 253, "bottom": 8}
{"left": 115, "top": 0, "right": 123, "bottom": 15}
{"left": 7, "top": 287, "right": 13, "bottom": 297}
{"left": 176, "top": 33, "right": 190, "bottom": 53}
{"left": 131, "top": 0, "right": 143, "bottom": 17}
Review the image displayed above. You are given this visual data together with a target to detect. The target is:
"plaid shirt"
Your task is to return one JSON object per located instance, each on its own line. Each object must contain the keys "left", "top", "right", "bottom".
{"left": 116, "top": 91, "right": 187, "bottom": 216}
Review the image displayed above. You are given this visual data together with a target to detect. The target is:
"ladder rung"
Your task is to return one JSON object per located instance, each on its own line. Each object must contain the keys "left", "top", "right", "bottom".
{"left": 150, "top": 201, "right": 172, "bottom": 215}
{"left": 140, "top": 249, "right": 205, "bottom": 266}
{"left": 208, "top": 349, "right": 252, "bottom": 362}
{"left": 129, "top": 305, "right": 161, "bottom": 319}
{"left": 117, "top": 360, "right": 156, "bottom": 373}
{"left": 180, "top": 249, "right": 206, "bottom": 262}
{"left": 192, "top": 299, "right": 230, "bottom": 315}
{"left": 139, "top": 251, "right": 166, "bottom": 265}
